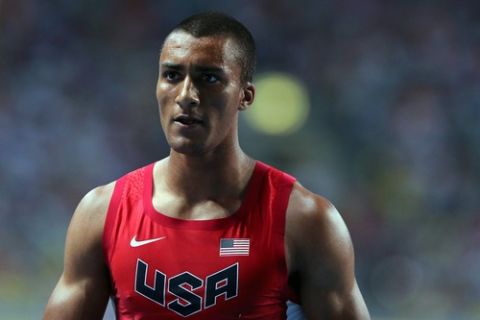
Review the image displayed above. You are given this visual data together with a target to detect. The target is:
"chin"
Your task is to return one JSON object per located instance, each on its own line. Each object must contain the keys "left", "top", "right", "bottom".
{"left": 169, "top": 140, "right": 209, "bottom": 156}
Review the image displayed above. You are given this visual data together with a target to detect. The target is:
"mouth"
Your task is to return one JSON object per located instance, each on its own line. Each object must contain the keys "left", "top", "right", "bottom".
{"left": 173, "top": 114, "right": 204, "bottom": 126}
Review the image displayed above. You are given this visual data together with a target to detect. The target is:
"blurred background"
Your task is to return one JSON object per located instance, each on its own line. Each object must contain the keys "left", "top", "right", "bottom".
{"left": 1, "top": 0, "right": 479, "bottom": 319}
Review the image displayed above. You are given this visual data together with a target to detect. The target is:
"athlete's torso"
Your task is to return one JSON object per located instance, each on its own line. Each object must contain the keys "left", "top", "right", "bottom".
{"left": 103, "top": 161, "right": 296, "bottom": 319}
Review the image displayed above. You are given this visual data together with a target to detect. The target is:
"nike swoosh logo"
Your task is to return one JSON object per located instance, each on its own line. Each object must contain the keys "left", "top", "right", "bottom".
{"left": 130, "top": 235, "right": 166, "bottom": 247}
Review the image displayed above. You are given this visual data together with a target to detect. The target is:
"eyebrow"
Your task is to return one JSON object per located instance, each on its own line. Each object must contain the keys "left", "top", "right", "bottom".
{"left": 195, "top": 66, "right": 224, "bottom": 73}
{"left": 161, "top": 62, "right": 183, "bottom": 70}
{"left": 161, "top": 62, "right": 225, "bottom": 74}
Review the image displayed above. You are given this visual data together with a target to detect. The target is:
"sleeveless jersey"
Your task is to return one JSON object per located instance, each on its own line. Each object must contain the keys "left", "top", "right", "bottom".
{"left": 103, "top": 161, "right": 296, "bottom": 319}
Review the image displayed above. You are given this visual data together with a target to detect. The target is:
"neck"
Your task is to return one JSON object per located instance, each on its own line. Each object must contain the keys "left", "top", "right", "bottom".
{"left": 162, "top": 144, "right": 255, "bottom": 203}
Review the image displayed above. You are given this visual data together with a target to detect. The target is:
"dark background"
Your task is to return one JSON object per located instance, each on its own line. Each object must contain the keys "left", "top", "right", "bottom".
{"left": 1, "top": 1, "right": 479, "bottom": 319}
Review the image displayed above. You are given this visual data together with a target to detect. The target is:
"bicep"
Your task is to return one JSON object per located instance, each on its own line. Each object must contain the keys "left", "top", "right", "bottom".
{"left": 44, "top": 186, "right": 112, "bottom": 320}
{"left": 301, "top": 279, "right": 369, "bottom": 320}
{"left": 45, "top": 273, "right": 109, "bottom": 320}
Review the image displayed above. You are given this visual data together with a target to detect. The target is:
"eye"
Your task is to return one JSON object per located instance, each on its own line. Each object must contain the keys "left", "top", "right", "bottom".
{"left": 162, "top": 71, "right": 181, "bottom": 82}
{"left": 202, "top": 73, "right": 219, "bottom": 84}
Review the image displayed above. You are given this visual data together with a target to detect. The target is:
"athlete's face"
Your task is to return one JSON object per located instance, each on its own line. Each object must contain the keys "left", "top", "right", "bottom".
{"left": 157, "top": 31, "right": 255, "bottom": 155}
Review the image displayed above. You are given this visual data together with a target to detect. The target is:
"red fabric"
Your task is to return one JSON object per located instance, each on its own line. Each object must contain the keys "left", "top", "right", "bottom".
{"left": 103, "top": 161, "right": 296, "bottom": 319}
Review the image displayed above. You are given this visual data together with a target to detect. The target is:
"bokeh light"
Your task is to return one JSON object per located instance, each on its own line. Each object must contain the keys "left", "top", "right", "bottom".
{"left": 243, "top": 72, "right": 310, "bottom": 135}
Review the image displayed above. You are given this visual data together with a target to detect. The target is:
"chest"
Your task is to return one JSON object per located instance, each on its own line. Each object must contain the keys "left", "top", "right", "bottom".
{"left": 107, "top": 210, "right": 287, "bottom": 318}
{"left": 152, "top": 192, "right": 243, "bottom": 221}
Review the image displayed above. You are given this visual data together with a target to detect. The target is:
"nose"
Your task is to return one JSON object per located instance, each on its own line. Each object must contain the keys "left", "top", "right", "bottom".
{"left": 175, "top": 75, "right": 200, "bottom": 109}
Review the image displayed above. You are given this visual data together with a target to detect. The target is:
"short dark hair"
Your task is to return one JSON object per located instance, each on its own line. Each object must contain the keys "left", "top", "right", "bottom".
{"left": 171, "top": 12, "right": 256, "bottom": 83}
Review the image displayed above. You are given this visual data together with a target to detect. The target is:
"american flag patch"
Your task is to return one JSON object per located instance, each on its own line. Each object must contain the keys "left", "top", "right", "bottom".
{"left": 219, "top": 238, "right": 250, "bottom": 256}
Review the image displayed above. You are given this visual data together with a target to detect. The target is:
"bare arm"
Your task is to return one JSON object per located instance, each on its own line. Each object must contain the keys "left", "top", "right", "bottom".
{"left": 286, "top": 183, "right": 370, "bottom": 320}
{"left": 44, "top": 183, "right": 114, "bottom": 320}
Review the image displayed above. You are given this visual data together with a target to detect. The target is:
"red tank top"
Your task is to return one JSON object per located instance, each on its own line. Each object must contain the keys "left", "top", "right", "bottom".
{"left": 103, "top": 161, "right": 296, "bottom": 319}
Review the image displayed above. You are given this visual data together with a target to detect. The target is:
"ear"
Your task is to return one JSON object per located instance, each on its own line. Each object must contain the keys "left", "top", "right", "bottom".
{"left": 238, "top": 82, "right": 255, "bottom": 111}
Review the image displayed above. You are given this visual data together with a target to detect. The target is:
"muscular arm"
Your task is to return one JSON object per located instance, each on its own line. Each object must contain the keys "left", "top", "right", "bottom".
{"left": 44, "top": 183, "right": 114, "bottom": 320}
{"left": 286, "top": 183, "right": 370, "bottom": 320}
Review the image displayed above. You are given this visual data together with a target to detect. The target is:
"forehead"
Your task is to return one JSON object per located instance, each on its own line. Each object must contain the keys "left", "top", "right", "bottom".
{"left": 160, "top": 31, "right": 240, "bottom": 71}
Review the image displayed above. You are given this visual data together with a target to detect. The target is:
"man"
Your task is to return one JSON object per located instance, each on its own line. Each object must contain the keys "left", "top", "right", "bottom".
{"left": 44, "top": 12, "right": 370, "bottom": 320}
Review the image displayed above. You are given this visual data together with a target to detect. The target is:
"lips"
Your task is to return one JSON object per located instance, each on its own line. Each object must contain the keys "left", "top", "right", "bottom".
{"left": 173, "top": 114, "right": 204, "bottom": 126}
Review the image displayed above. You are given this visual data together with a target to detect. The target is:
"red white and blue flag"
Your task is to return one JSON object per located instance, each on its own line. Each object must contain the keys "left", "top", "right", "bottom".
{"left": 219, "top": 238, "right": 250, "bottom": 256}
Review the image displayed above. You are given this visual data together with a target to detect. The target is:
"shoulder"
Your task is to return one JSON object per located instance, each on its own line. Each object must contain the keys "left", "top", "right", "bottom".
{"left": 67, "top": 182, "right": 116, "bottom": 243}
{"left": 70, "top": 161, "right": 158, "bottom": 235}
{"left": 286, "top": 182, "right": 350, "bottom": 239}
{"left": 76, "top": 182, "right": 115, "bottom": 220}
{"left": 285, "top": 182, "right": 354, "bottom": 276}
